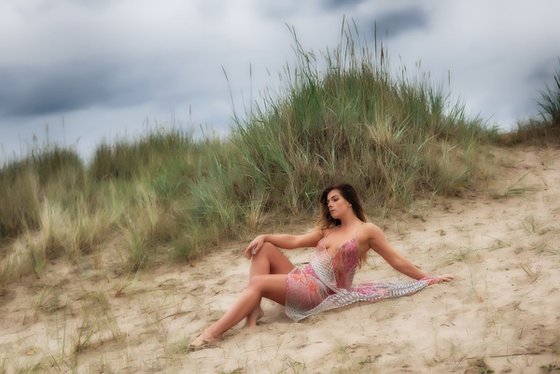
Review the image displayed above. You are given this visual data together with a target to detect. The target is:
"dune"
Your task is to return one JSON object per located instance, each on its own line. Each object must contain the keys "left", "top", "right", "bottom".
{"left": 1, "top": 145, "right": 559, "bottom": 373}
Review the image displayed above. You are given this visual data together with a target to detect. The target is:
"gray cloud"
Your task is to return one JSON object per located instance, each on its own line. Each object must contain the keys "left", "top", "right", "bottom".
{"left": 528, "top": 58, "right": 560, "bottom": 83}
{"left": 0, "top": 60, "right": 170, "bottom": 117}
{"left": 255, "top": 2, "right": 306, "bottom": 19}
{"left": 368, "top": 7, "right": 428, "bottom": 39}
{"left": 0, "top": 47, "right": 229, "bottom": 120}
{"left": 1, "top": 63, "right": 114, "bottom": 117}
{"left": 324, "top": 0, "right": 365, "bottom": 10}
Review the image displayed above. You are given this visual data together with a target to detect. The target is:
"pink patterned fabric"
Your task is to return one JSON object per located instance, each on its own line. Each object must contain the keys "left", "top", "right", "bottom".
{"left": 285, "top": 236, "right": 430, "bottom": 321}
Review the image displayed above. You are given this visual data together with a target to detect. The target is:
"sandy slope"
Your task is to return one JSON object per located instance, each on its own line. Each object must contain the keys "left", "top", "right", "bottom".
{"left": 1, "top": 145, "right": 559, "bottom": 373}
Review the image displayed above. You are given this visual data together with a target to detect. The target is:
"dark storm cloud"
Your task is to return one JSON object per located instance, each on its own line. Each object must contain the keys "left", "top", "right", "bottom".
{"left": 366, "top": 7, "right": 428, "bottom": 39}
{"left": 528, "top": 58, "right": 560, "bottom": 83}
{"left": 0, "top": 63, "right": 116, "bottom": 116}
{"left": 324, "top": 0, "right": 365, "bottom": 10}
{"left": 0, "top": 57, "right": 200, "bottom": 118}
{"left": 256, "top": 0, "right": 365, "bottom": 20}
{"left": 255, "top": 2, "right": 302, "bottom": 19}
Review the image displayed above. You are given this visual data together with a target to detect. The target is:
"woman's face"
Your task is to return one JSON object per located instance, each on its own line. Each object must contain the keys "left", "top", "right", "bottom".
{"left": 326, "top": 189, "right": 352, "bottom": 219}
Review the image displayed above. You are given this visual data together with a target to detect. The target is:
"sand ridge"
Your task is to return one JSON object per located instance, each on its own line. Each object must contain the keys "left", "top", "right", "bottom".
{"left": 1, "top": 146, "right": 559, "bottom": 373}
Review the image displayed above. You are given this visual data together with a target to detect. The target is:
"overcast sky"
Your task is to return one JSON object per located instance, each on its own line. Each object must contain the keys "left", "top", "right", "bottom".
{"left": 1, "top": 0, "right": 559, "bottom": 164}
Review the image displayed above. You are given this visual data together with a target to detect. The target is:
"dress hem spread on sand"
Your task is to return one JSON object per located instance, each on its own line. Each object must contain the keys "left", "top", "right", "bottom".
{"left": 285, "top": 236, "right": 430, "bottom": 322}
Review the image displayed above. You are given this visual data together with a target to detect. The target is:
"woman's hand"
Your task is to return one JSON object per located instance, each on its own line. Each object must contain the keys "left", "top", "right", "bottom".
{"left": 421, "top": 275, "right": 454, "bottom": 285}
{"left": 244, "top": 235, "right": 265, "bottom": 259}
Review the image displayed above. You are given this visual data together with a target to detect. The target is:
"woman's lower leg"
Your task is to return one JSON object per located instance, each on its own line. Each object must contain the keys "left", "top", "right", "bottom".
{"left": 245, "top": 244, "right": 293, "bottom": 326}
{"left": 202, "top": 288, "right": 261, "bottom": 340}
{"left": 245, "top": 252, "right": 269, "bottom": 327}
{"left": 244, "top": 301, "right": 264, "bottom": 328}
{"left": 192, "top": 275, "right": 288, "bottom": 346}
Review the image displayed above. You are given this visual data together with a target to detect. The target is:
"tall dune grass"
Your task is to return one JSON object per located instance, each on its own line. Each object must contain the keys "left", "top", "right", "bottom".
{"left": 538, "top": 59, "right": 560, "bottom": 126}
{"left": 230, "top": 25, "right": 492, "bottom": 213}
{"left": 0, "top": 147, "right": 84, "bottom": 239}
{"left": 1, "top": 25, "right": 495, "bottom": 284}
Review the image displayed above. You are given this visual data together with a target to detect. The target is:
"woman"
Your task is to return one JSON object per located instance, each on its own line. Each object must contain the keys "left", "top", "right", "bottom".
{"left": 190, "top": 183, "right": 452, "bottom": 349}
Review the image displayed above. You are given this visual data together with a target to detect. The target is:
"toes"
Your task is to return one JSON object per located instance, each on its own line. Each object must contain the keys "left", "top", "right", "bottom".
{"left": 188, "top": 335, "right": 220, "bottom": 352}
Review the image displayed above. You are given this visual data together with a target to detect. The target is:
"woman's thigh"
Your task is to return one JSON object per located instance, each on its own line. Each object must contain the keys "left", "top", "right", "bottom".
{"left": 261, "top": 243, "right": 295, "bottom": 274}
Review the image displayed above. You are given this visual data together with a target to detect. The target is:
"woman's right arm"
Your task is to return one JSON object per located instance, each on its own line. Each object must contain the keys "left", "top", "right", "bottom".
{"left": 243, "top": 230, "right": 322, "bottom": 258}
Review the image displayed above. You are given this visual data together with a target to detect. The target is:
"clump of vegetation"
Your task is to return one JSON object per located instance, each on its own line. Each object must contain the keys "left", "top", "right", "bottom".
{"left": 0, "top": 23, "right": 494, "bottom": 284}
{"left": 466, "top": 358, "right": 494, "bottom": 374}
{"left": 538, "top": 59, "right": 560, "bottom": 126}
{"left": 0, "top": 147, "right": 84, "bottom": 239}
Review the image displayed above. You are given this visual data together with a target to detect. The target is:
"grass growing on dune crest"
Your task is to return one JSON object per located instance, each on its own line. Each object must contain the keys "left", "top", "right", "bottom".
{"left": 1, "top": 23, "right": 496, "bottom": 283}
{"left": 230, "top": 24, "right": 493, "bottom": 213}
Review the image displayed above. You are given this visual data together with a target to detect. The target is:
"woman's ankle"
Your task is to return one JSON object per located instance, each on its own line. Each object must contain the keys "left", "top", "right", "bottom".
{"left": 244, "top": 306, "right": 264, "bottom": 328}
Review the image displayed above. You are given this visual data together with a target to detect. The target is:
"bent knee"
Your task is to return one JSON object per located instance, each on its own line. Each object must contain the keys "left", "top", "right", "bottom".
{"left": 260, "top": 242, "right": 278, "bottom": 254}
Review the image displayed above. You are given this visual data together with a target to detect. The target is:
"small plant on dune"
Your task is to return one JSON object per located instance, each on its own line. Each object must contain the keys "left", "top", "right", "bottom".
{"left": 282, "top": 355, "right": 307, "bottom": 373}
{"left": 540, "top": 363, "right": 560, "bottom": 374}
{"left": 34, "top": 284, "right": 63, "bottom": 314}
{"left": 466, "top": 358, "right": 494, "bottom": 374}
{"left": 538, "top": 59, "right": 560, "bottom": 126}
{"left": 502, "top": 173, "right": 538, "bottom": 197}
{"left": 72, "top": 291, "right": 122, "bottom": 354}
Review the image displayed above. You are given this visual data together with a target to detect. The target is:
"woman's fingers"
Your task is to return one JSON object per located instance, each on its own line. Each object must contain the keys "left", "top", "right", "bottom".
{"left": 244, "top": 238, "right": 261, "bottom": 259}
{"left": 245, "top": 245, "right": 257, "bottom": 258}
{"left": 437, "top": 275, "right": 454, "bottom": 282}
{"left": 422, "top": 275, "right": 454, "bottom": 285}
{"left": 243, "top": 245, "right": 254, "bottom": 258}
{"left": 436, "top": 275, "right": 453, "bottom": 283}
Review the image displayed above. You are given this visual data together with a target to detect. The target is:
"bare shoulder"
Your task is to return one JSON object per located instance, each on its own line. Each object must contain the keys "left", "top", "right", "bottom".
{"left": 361, "top": 222, "right": 385, "bottom": 238}
{"left": 356, "top": 222, "right": 385, "bottom": 250}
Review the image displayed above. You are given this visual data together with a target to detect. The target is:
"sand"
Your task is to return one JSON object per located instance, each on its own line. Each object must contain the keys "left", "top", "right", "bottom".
{"left": 1, "top": 145, "right": 559, "bottom": 373}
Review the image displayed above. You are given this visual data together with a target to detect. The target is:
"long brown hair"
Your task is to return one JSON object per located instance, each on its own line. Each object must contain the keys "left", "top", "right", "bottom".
{"left": 318, "top": 183, "right": 367, "bottom": 230}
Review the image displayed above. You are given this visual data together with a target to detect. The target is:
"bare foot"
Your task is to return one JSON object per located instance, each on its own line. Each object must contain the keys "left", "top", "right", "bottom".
{"left": 244, "top": 306, "right": 264, "bottom": 328}
{"left": 189, "top": 332, "right": 220, "bottom": 351}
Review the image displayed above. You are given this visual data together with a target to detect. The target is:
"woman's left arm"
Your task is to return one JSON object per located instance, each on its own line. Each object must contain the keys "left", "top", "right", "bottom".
{"left": 364, "top": 223, "right": 452, "bottom": 283}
